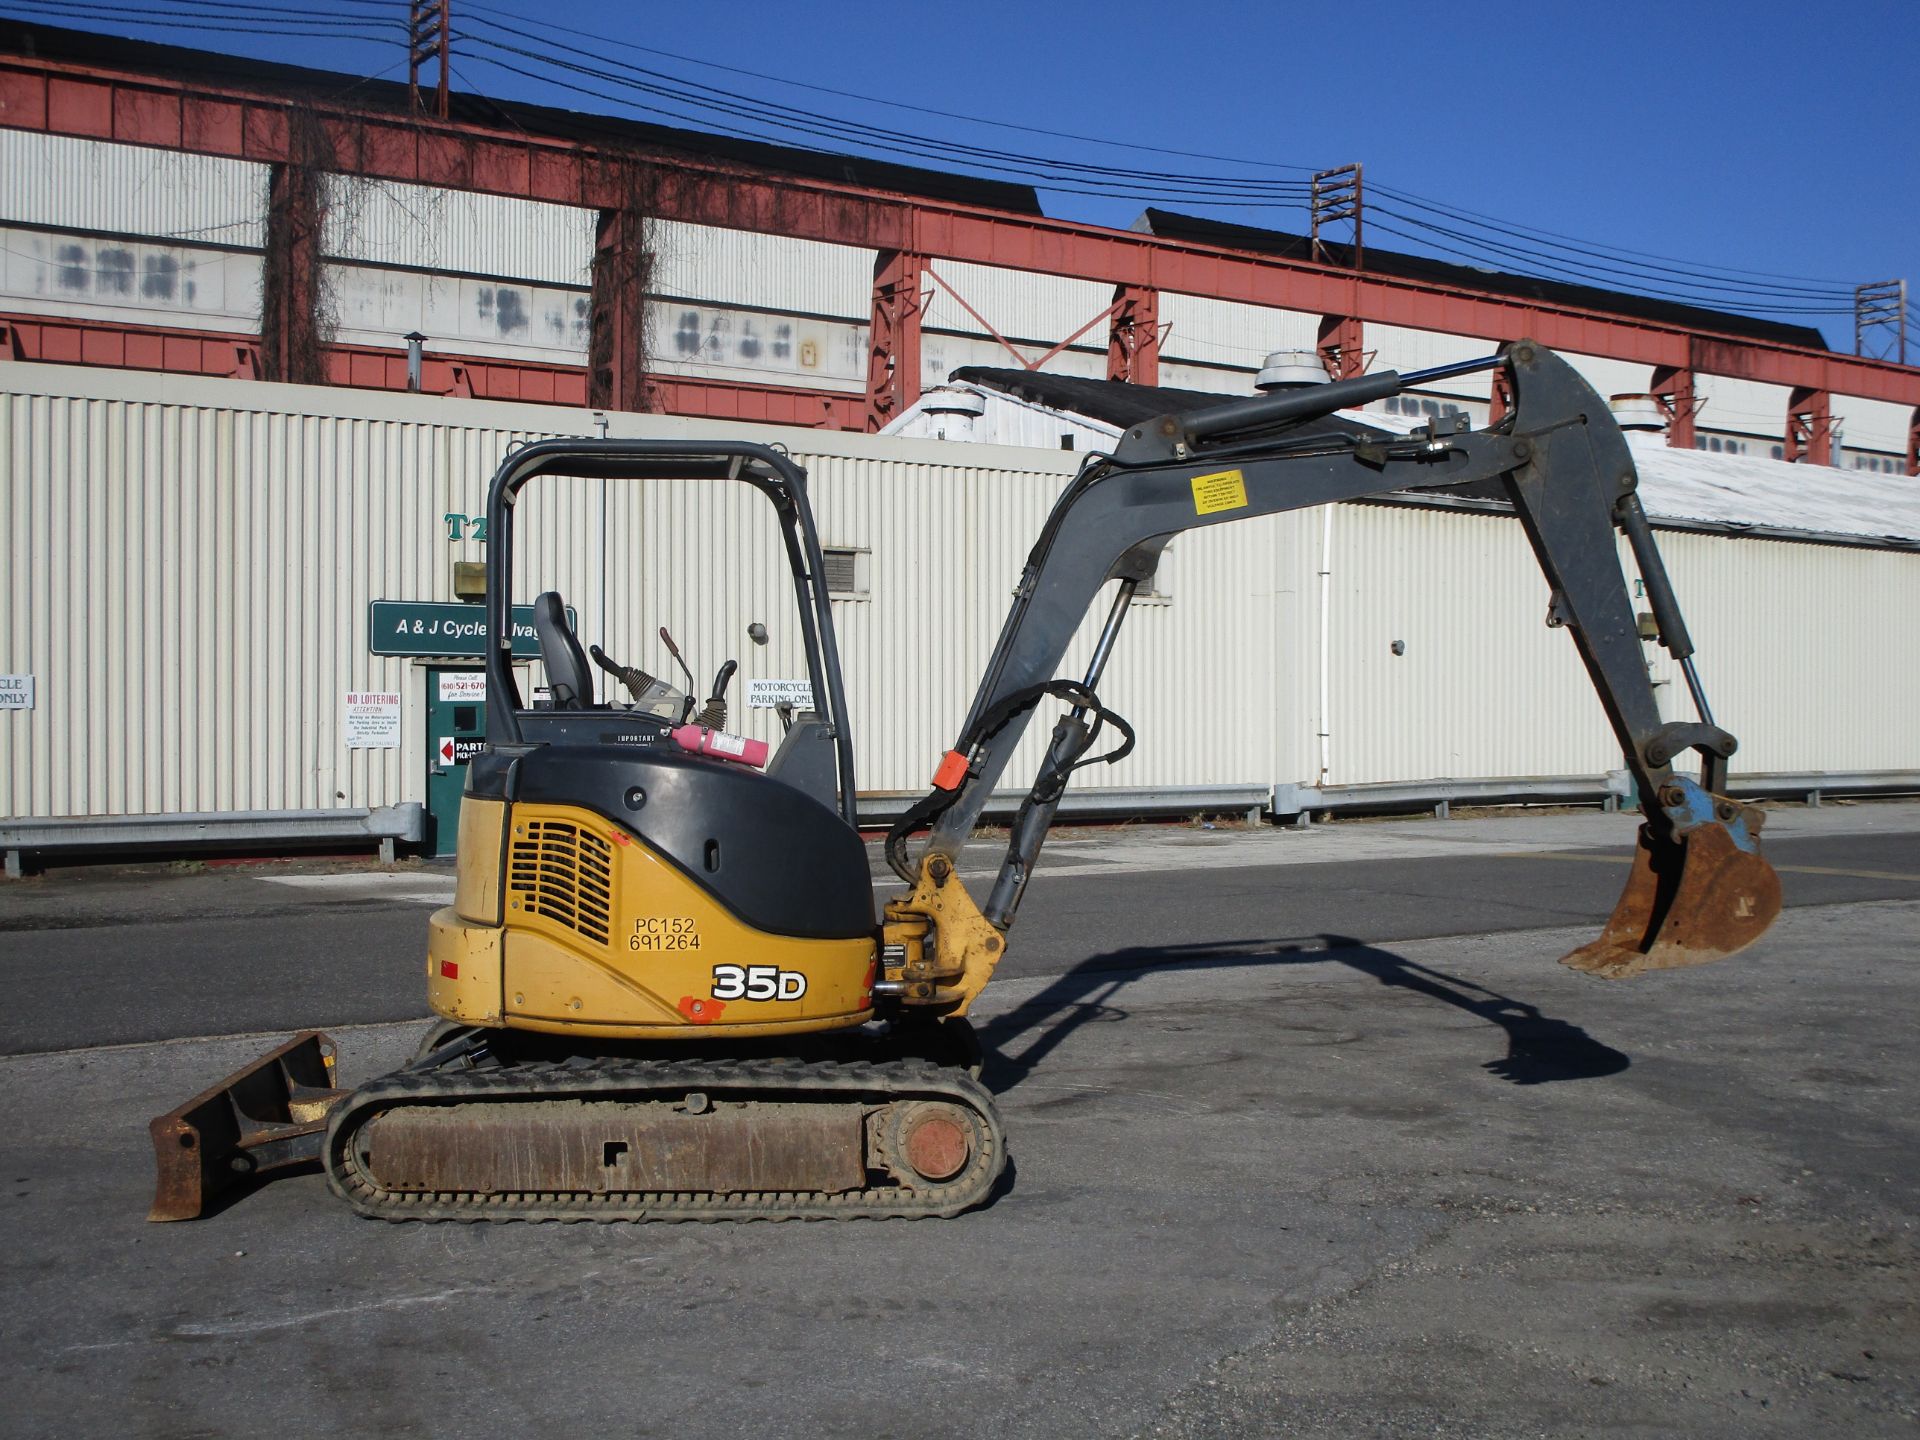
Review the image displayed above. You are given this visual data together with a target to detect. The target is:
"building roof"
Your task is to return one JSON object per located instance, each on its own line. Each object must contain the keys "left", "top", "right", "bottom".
{"left": 1624, "top": 433, "right": 1919, "bottom": 547}
{"left": 0, "top": 21, "right": 1044, "bottom": 216}
{"left": 936, "top": 369, "right": 1919, "bottom": 550}
{"left": 1136, "top": 209, "right": 1830, "bottom": 352}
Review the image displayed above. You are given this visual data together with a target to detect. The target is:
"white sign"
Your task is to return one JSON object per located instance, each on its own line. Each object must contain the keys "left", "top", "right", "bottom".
{"left": 438, "top": 671, "right": 487, "bottom": 702}
{"left": 746, "top": 678, "right": 815, "bottom": 709}
{"left": 344, "top": 691, "right": 402, "bottom": 749}
{"left": 0, "top": 674, "right": 32, "bottom": 710}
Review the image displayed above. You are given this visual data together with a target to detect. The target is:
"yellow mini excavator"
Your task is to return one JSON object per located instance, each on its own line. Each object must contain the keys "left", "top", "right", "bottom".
{"left": 150, "top": 343, "right": 1781, "bottom": 1222}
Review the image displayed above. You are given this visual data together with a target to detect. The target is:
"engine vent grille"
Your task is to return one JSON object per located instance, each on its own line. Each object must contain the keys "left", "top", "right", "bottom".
{"left": 508, "top": 819, "right": 614, "bottom": 948}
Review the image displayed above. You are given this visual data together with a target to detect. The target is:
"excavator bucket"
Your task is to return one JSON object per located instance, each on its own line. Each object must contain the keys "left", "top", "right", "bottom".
{"left": 148, "top": 1031, "right": 351, "bottom": 1221}
{"left": 1561, "top": 819, "right": 1782, "bottom": 981}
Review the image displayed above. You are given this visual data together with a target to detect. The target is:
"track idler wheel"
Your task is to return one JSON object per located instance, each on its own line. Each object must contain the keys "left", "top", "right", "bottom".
{"left": 885, "top": 1101, "right": 985, "bottom": 1186}
{"left": 1561, "top": 815, "right": 1782, "bottom": 981}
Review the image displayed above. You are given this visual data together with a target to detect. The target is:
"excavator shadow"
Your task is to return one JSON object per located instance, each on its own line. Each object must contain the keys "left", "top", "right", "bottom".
{"left": 976, "top": 934, "right": 1630, "bottom": 1095}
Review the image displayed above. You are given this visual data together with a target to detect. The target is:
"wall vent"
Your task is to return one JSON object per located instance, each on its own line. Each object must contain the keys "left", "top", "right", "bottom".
{"left": 820, "top": 546, "right": 868, "bottom": 597}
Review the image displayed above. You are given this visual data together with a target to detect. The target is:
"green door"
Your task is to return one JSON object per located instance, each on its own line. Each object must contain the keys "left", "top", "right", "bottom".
{"left": 424, "top": 667, "right": 488, "bottom": 857}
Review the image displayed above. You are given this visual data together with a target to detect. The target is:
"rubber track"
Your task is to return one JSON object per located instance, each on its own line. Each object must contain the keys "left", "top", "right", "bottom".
{"left": 323, "top": 1055, "right": 1005, "bottom": 1223}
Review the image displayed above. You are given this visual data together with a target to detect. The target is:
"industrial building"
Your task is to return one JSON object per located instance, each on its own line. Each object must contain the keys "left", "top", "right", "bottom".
{"left": 0, "top": 20, "right": 1916, "bottom": 866}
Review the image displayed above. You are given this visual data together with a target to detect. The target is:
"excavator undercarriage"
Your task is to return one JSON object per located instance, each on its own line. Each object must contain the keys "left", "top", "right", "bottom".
{"left": 152, "top": 342, "right": 1781, "bottom": 1223}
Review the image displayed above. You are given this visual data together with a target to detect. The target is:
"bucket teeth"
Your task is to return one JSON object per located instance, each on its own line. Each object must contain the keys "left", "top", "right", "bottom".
{"left": 1560, "top": 821, "right": 1782, "bottom": 981}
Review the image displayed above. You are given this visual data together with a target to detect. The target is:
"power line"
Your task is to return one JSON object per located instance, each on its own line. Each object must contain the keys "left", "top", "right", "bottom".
{"left": 456, "top": 0, "right": 1321, "bottom": 179}
{"left": 447, "top": 15, "right": 1884, "bottom": 324}
{"left": 1364, "top": 216, "right": 1854, "bottom": 317}
{"left": 0, "top": 0, "right": 402, "bottom": 40}
{"left": 1368, "top": 181, "right": 1867, "bottom": 291}
{"left": 1369, "top": 205, "right": 1859, "bottom": 313}
{"left": 455, "top": 45, "right": 1316, "bottom": 208}
{"left": 455, "top": 17, "right": 1315, "bottom": 201}
{"left": 1370, "top": 187, "right": 1859, "bottom": 300}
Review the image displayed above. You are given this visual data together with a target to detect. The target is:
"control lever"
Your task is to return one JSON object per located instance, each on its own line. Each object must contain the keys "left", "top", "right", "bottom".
{"left": 588, "top": 644, "right": 647, "bottom": 699}
{"left": 694, "top": 659, "right": 739, "bottom": 732}
{"left": 589, "top": 644, "right": 683, "bottom": 721}
{"left": 658, "top": 626, "right": 698, "bottom": 725}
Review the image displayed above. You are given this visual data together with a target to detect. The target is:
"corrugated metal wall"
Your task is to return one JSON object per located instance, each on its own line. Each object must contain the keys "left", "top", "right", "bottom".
{"left": 1324, "top": 503, "right": 1618, "bottom": 785}
{"left": 1644, "top": 529, "right": 1920, "bottom": 773}
{"left": 920, "top": 260, "right": 1114, "bottom": 347}
{"left": 325, "top": 178, "right": 593, "bottom": 285}
{"left": 651, "top": 220, "right": 870, "bottom": 318}
{"left": 1159, "top": 293, "right": 1318, "bottom": 370}
{"left": 3, "top": 363, "right": 1913, "bottom": 823}
{"left": 0, "top": 132, "right": 267, "bottom": 245}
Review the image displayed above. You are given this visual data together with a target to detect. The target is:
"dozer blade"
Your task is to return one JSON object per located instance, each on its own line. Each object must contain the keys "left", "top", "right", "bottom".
{"left": 1560, "top": 821, "right": 1782, "bottom": 981}
{"left": 148, "top": 1031, "right": 352, "bottom": 1221}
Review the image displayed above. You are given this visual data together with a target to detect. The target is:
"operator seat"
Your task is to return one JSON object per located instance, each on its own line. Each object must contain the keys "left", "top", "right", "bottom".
{"left": 533, "top": 591, "right": 594, "bottom": 709}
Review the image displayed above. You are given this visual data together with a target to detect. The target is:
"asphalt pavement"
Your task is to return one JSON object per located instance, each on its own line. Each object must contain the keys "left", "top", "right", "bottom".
{"left": 0, "top": 801, "right": 1914, "bottom": 1055}
{"left": 0, "top": 801, "right": 1915, "bottom": 1437}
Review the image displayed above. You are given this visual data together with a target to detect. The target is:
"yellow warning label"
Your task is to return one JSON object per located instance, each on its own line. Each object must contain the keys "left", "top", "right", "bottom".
{"left": 1190, "top": 468, "right": 1249, "bottom": 516}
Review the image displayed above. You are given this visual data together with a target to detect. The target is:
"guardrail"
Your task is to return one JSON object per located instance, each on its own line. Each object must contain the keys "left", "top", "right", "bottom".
{"left": 1, "top": 804, "right": 426, "bottom": 878}
{"left": 857, "top": 784, "right": 1270, "bottom": 829}
{"left": 1271, "top": 771, "right": 1920, "bottom": 826}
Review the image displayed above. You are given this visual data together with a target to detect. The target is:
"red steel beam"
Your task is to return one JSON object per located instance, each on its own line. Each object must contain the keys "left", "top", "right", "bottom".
{"left": 654, "top": 375, "right": 860, "bottom": 429}
{"left": 1650, "top": 364, "right": 1697, "bottom": 450}
{"left": 0, "top": 314, "right": 258, "bottom": 376}
{"left": 866, "top": 250, "right": 924, "bottom": 431}
{"left": 589, "top": 203, "right": 647, "bottom": 413}
{"left": 1784, "top": 387, "right": 1833, "bottom": 466}
{"left": 1316, "top": 313, "right": 1370, "bottom": 381}
{"left": 1107, "top": 284, "right": 1158, "bottom": 385}
{"left": 0, "top": 312, "right": 858, "bottom": 424}
{"left": 3, "top": 49, "right": 1918, "bottom": 410}
{"left": 1488, "top": 361, "right": 1516, "bottom": 425}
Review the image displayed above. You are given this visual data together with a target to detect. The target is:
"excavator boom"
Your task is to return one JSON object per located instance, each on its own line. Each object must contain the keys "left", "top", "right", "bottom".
{"left": 883, "top": 342, "right": 1780, "bottom": 1007}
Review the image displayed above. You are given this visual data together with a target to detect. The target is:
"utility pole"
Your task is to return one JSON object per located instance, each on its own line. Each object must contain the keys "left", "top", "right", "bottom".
{"left": 1311, "top": 164, "right": 1363, "bottom": 269}
{"left": 408, "top": 0, "right": 451, "bottom": 119}
{"left": 1854, "top": 280, "right": 1906, "bottom": 364}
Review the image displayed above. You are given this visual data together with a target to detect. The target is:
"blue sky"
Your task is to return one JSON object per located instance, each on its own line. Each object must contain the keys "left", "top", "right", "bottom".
{"left": 7, "top": 0, "right": 1915, "bottom": 351}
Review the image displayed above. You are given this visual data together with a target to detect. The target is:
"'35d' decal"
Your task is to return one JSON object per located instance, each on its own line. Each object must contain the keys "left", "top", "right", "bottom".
{"left": 710, "top": 964, "right": 808, "bottom": 1001}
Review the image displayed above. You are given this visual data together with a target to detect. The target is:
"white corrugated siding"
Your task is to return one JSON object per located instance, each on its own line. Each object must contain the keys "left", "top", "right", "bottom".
{"left": 0, "top": 132, "right": 267, "bottom": 247}
{"left": 324, "top": 178, "right": 593, "bottom": 286}
{"left": 326, "top": 263, "right": 590, "bottom": 362}
{"left": 1159, "top": 294, "right": 1318, "bottom": 368}
{"left": 1357, "top": 324, "right": 1501, "bottom": 401}
{"left": 1641, "top": 529, "right": 1920, "bottom": 773}
{"left": 650, "top": 220, "right": 870, "bottom": 319}
{"left": 0, "top": 225, "right": 263, "bottom": 330}
{"left": 652, "top": 304, "right": 866, "bottom": 392}
{"left": 1549, "top": 350, "right": 1657, "bottom": 406}
{"left": 1323, "top": 504, "right": 1619, "bottom": 785}
{"left": 3, "top": 363, "right": 1914, "bottom": 822}
{"left": 1694, "top": 373, "right": 1791, "bottom": 441}
{"left": 920, "top": 260, "right": 1115, "bottom": 348}
{"left": 0, "top": 374, "right": 575, "bottom": 817}
{"left": 1829, "top": 394, "right": 1911, "bottom": 454}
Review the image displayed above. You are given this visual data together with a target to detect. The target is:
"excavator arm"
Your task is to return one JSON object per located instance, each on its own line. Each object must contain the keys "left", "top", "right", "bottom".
{"left": 881, "top": 341, "right": 1781, "bottom": 1011}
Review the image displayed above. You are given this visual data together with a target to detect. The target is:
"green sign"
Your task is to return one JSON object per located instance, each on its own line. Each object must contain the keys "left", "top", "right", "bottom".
{"left": 369, "top": 601, "right": 574, "bottom": 658}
